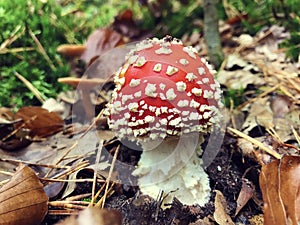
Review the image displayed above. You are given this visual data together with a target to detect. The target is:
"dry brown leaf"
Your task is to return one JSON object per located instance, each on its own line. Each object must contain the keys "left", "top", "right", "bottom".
{"left": 14, "top": 106, "right": 64, "bottom": 138}
{"left": 80, "top": 28, "right": 125, "bottom": 65}
{"left": 0, "top": 165, "right": 48, "bottom": 225}
{"left": 55, "top": 207, "right": 122, "bottom": 225}
{"left": 234, "top": 178, "right": 255, "bottom": 216}
{"left": 259, "top": 155, "right": 300, "bottom": 225}
{"left": 111, "top": 9, "right": 142, "bottom": 38}
{"left": 242, "top": 97, "right": 274, "bottom": 134}
{"left": 213, "top": 190, "right": 235, "bottom": 225}
{"left": 217, "top": 70, "right": 264, "bottom": 89}
{"left": 248, "top": 214, "right": 264, "bottom": 225}
{"left": 189, "top": 217, "right": 214, "bottom": 225}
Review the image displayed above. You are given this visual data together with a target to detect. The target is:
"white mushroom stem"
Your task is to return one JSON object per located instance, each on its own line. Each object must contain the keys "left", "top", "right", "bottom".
{"left": 132, "top": 133, "right": 211, "bottom": 208}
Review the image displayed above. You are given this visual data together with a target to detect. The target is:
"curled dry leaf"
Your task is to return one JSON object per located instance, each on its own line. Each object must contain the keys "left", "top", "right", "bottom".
{"left": 259, "top": 155, "right": 300, "bottom": 225}
{"left": 234, "top": 178, "right": 255, "bottom": 216}
{"left": 14, "top": 106, "right": 64, "bottom": 138}
{"left": 213, "top": 190, "right": 235, "bottom": 225}
{"left": 0, "top": 165, "right": 48, "bottom": 225}
{"left": 80, "top": 28, "right": 125, "bottom": 65}
{"left": 55, "top": 207, "right": 122, "bottom": 225}
{"left": 217, "top": 69, "right": 264, "bottom": 90}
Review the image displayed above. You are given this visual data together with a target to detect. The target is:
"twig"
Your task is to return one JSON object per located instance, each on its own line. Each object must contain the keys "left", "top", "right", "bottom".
{"left": 227, "top": 127, "right": 281, "bottom": 159}
{"left": 41, "top": 177, "right": 104, "bottom": 183}
{"left": 47, "top": 209, "right": 78, "bottom": 216}
{"left": 236, "top": 83, "right": 281, "bottom": 110}
{"left": 0, "top": 158, "right": 70, "bottom": 169}
{"left": 291, "top": 126, "right": 300, "bottom": 149}
{"left": 0, "top": 47, "right": 34, "bottom": 54}
{"left": 48, "top": 201, "right": 86, "bottom": 210}
{"left": 100, "top": 145, "right": 120, "bottom": 208}
{"left": 0, "top": 179, "right": 10, "bottom": 186}
{"left": 66, "top": 193, "right": 92, "bottom": 201}
{"left": 0, "top": 25, "right": 24, "bottom": 50}
{"left": 49, "top": 161, "right": 90, "bottom": 181}
{"left": 28, "top": 28, "right": 56, "bottom": 71}
{"left": 0, "top": 170, "right": 14, "bottom": 176}
{"left": 1, "top": 116, "right": 35, "bottom": 142}
{"left": 95, "top": 184, "right": 115, "bottom": 208}
{"left": 229, "top": 99, "right": 237, "bottom": 129}
{"left": 14, "top": 71, "right": 45, "bottom": 103}
{"left": 90, "top": 140, "right": 104, "bottom": 206}
{"left": 44, "top": 141, "right": 79, "bottom": 178}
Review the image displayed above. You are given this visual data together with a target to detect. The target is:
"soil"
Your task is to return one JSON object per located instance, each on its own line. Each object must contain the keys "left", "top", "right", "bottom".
{"left": 43, "top": 133, "right": 263, "bottom": 225}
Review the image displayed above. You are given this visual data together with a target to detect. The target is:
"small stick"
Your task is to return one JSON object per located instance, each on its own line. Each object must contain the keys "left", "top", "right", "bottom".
{"left": 28, "top": 28, "right": 56, "bottom": 71}
{"left": 100, "top": 145, "right": 120, "bottom": 208}
{"left": 41, "top": 177, "right": 104, "bottom": 183}
{"left": 236, "top": 84, "right": 281, "bottom": 110}
{"left": 14, "top": 72, "right": 45, "bottom": 103}
{"left": 48, "top": 201, "right": 86, "bottom": 210}
{"left": 0, "top": 158, "right": 70, "bottom": 169}
{"left": 47, "top": 209, "right": 78, "bottom": 216}
{"left": 291, "top": 126, "right": 300, "bottom": 149}
{"left": 0, "top": 25, "right": 24, "bottom": 50}
{"left": 227, "top": 127, "right": 281, "bottom": 159}
{"left": 90, "top": 140, "right": 104, "bottom": 206}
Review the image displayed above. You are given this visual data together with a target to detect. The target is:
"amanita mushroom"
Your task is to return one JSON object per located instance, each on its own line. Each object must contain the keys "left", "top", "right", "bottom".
{"left": 106, "top": 36, "right": 223, "bottom": 207}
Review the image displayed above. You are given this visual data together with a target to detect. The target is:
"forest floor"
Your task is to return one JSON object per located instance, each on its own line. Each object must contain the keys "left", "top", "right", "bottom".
{"left": 0, "top": 17, "right": 299, "bottom": 225}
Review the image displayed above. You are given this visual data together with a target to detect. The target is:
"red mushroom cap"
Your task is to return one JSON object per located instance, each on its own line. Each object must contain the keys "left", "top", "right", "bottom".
{"left": 107, "top": 37, "right": 222, "bottom": 140}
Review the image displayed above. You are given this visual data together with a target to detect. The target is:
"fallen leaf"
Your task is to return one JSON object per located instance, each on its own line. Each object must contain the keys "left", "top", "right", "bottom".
{"left": 217, "top": 70, "right": 264, "bottom": 89}
{"left": 249, "top": 214, "right": 264, "bottom": 225}
{"left": 42, "top": 98, "right": 68, "bottom": 119}
{"left": 189, "top": 217, "right": 214, "bottom": 225}
{"left": 213, "top": 190, "right": 235, "bottom": 225}
{"left": 242, "top": 97, "right": 274, "bottom": 134}
{"left": 259, "top": 155, "right": 300, "bottom": 225}
{"left": 0, "top": 165, "right": 48, "bottom": 225}
{"left": 14, "top": 106, "right": 64, "bottom": 138}
{"left": 80, "top": 28, "right": 125, "bottom": 65}
{"left": 225, "top": 54, "right": 248, "bottom": 69}
{"left": 83, "top": 43, "right": 135, "bottom": 80}
{"left": 111, "top": 9, "right": 142, "bottom": 38}
{"left": 234, "top": 178, "right": 255, "bottom": 216}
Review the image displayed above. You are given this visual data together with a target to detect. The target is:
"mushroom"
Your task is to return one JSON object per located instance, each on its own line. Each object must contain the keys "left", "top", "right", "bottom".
{"left": 106, "top": 36, "right": 223, "bottom": 207}
{"left": 58, "top": 77, "right": 106, "bottom": 120}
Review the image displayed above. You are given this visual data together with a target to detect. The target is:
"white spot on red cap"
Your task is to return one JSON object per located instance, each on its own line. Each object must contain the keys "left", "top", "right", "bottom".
{"left": 134, "top": 91, "right": 142, "bottom": 98}
{"left": 202, "top": 78, "right": 210, "bottom": 84}
{"left": 145, "top": 83, "right": 157, "bottom": 97}
{"left": 145, "top": 115, "right": 155, "bottom": 123}
{"left": 179, "top": 58, "right": 189, "bottom": 66}
{"left": 155, "top": 46, "right": 172, "bottom": 55}
{"left": 203, "top": 90, "right": 214, "bottom": 99}
{"left": 129, "top": 78, "right": 141, "bottom": 87}
{"left": 133, "top": 56, "right": 147, "bottom": 67}
{"left": 153, "top": 63, "right": 162, "bottom": 72}
{"left": 159, "top": 83, "right": 166, "bottom": 90}
{"left": 166, "top": 88, "right": 176, "bottom": 100}
{"left": 186, "top": 73, "right": 196, "bottom": 81}
{"left": 166, "top": 66, "right": 178, "bottom": 76}
{"left": 183, "top": 46, "right": 197, "bottom": 59}
{"left": 176, "top": 81, "right": 187, "bottom": 92}
{"left": 191, "top": 87, "right": 202, "bottom": 96}
{"left": 198, "top": 67, "right": 206, "bottom": 75}
{"left": 128, "top": 102, "right": 139, "bottom": 112}
{"left": 177, "top": 100, "right": 189, "bottom": 107}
